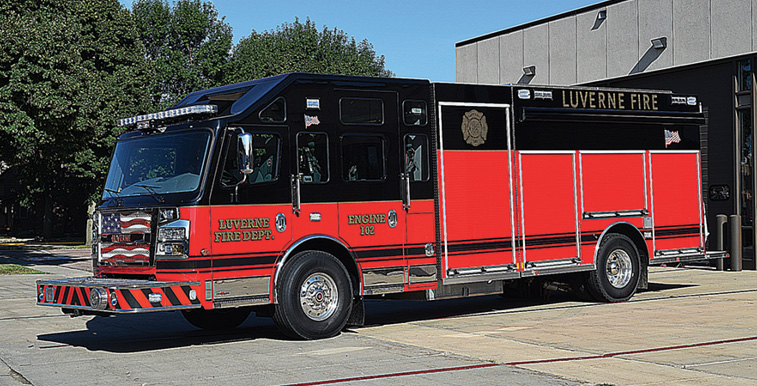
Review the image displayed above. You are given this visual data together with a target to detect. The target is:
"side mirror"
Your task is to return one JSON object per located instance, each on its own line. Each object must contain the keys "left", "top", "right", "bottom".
{"left": 237, "top": 133, "right": 254, "bottom": 175}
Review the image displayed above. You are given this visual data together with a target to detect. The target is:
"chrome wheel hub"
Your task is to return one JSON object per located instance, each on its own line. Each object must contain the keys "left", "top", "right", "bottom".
{"left": 300, "top": 273, "right": 338, "bottom": 321}
{"left": 606, "top": 249, "right": 632, "bottom": 289}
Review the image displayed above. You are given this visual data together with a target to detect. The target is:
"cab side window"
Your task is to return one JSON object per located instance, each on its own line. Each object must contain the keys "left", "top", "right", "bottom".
{"left": 404, "top": 134, "right": 429, "bottom": 182}
{"left": 259, "top": 97, "right": 286, "bottom": 122}
{"left": 221, "top": 132, "right": 280, "bottom": 187}
{"left": 340, "top": 98, "right": 384, "bottom": 125}
{"left": 403, "top": 100, "right": 427, "bottom": 126}
{"left": 297, "top": 132, "right": 329, "bottom": 183}
{"left": 342, "top": 135, "right": 386, "bottom": 181}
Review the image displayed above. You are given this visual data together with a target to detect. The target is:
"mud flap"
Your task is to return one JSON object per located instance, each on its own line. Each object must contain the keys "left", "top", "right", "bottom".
{"left": 637, "top": 265, "right": 649, "bottom": 290}
{"left": 346, "top": 296, "right": 365, "bottom": 327}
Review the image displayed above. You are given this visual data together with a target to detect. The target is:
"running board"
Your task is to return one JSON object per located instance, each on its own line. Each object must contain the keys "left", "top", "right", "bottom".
{"left": 650, "top": 250, "right": 728, "bottom": 265}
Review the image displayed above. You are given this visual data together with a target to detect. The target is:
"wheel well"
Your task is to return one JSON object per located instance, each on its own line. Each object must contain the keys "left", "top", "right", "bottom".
{"left": 599, "top": 223, "right": 649, "bottom": 264}
{"left": 279, "top": 237, "right": 361, "bottom": 297}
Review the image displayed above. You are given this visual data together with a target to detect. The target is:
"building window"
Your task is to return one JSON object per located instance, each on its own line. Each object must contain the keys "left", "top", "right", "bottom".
{"left": 739, "top": 108, "right": 754, "bottom": 249}
{"left": 737, "top": 60, "right": 752, "bottom": 92}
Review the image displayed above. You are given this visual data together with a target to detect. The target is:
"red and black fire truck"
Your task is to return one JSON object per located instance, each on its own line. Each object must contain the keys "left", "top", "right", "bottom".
{"left": 36, "top": 73, "right": 726, "bottom": 339}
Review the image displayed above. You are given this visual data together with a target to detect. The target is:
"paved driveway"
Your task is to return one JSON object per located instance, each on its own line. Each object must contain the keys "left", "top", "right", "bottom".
{"left": 1, "top": 249, "right": 755, "bottom": 385}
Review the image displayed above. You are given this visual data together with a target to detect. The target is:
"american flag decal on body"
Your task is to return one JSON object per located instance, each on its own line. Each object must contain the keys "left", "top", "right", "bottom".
{"left": 664, "top": 130, "right": 681, "bottom": 147}
{"left": 101, "top": 211, "right": 151, "bottom": 234}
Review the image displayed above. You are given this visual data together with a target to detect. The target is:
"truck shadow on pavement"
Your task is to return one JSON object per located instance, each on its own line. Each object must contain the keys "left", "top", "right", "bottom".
{"left": 360, "top": 281, "right": 696, "bottom": 327}
{"left": 36, "top": 281, "right": 696, "bottom": 352}
{"left": 36, "top": 312, "right": 286, "bottom": 352}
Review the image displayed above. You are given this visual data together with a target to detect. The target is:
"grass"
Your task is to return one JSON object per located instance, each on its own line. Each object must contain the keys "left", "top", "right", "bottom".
{"left": 0, "top": 243, "right": 90, "bottom": 250}
{"left": 0, "top": 264, "right": 47, "bottom": 275}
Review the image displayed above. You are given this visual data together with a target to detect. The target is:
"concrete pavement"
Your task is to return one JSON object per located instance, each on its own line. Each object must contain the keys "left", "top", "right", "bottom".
{"left": 1, "top": 248, "right": 755, "bottom": 385}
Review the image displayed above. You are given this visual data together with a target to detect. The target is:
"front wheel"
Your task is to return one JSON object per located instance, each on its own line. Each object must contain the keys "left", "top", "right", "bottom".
{"left": 586, "top": 233, "right": 641, "bottom": 302}
{"left": 273, "top": 251, "right": 353, "bottom": 340}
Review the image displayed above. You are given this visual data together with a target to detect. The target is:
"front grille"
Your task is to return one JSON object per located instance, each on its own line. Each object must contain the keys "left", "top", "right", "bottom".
{"left": 97, "top": 210, "right": 153, "bottom": 266}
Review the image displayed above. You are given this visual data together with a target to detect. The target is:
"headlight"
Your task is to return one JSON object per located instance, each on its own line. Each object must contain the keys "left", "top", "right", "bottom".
{"left": 159, "top": 208, "right": 179, "bottom": 223}
{"left": 157, "top": 242, "right": 185, "bottom": 256}
{"left": 156, "top": 219, "right": 189, "bottom": 258}
{"left": 158, "top": 227, "right": 185, "bottom": 241}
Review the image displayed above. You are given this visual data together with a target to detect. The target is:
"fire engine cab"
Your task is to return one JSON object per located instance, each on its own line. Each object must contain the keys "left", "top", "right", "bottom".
{"left": 36, "top": 73, "right": 726, "bottom": 339}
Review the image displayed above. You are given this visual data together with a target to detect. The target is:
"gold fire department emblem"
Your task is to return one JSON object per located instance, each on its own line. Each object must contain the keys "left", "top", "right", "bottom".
{"left": 461, "top": 109, "right": 488, "bottom": 147}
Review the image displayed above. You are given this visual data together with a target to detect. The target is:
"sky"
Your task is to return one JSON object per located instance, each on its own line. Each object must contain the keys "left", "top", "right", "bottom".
{"left": 118, "top": 0, "right": 600, "bottom": 82}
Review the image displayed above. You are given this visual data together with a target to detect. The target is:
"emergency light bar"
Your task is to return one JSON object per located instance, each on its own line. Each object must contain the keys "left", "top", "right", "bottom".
{"left": 117, "top": 105, "right": 218, "bottom": 128}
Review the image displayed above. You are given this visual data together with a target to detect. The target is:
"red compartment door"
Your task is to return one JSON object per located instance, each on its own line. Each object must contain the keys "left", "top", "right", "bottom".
{"left": 649, "top": 151, "right": 704, "bottom": 252}
{"left": 517, "top": 152, "right": 580, "bottom": 266}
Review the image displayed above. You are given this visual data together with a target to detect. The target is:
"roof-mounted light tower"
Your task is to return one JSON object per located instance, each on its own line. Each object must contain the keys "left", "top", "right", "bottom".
{"left": 117, "top": 105, "right": 218, "bottom": 130}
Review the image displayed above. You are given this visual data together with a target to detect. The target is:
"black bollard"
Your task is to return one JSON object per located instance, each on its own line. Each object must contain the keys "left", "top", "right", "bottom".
{"left": 728, "top": 214, "right": 742, "bottom": 271}
{"left": 715, "top": 214, "right": 727, "bottom": 271}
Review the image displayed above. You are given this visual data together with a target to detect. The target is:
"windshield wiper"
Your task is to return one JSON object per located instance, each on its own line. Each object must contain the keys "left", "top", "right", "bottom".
{"left": 103, "top": 188, "right": 124, "bottom": 206}
{"left": 133, "top": 184, "right": 166, "bottom": 203}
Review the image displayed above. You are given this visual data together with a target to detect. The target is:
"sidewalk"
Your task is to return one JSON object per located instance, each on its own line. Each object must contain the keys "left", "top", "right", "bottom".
{"left": 0, "top": 246, "right": 92, "bottom": 274}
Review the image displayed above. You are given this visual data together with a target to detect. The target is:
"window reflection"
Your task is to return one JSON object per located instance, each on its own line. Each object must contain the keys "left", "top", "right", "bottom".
{"left": 738, "top": 60, "right": 752, "bottom": 92}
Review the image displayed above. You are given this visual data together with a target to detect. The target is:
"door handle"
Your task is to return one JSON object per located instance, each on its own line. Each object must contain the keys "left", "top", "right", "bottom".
{"left": 291, "top": 173, "right": 302, "bottom": 214}
{"left": 401, "top": 173, "right": 411, "bottom": 210}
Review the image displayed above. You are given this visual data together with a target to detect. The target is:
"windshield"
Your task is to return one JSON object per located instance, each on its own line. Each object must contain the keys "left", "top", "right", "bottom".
{"left": 103, "top": 131, "right": 212, "bottom": 200}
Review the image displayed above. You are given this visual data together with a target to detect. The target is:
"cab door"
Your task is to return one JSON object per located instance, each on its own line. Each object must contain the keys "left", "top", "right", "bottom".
{"left": 399, "top": 99, "right": 437, "bottom": 288}
{"left": 334, "top": 91, "right": 408, "bottom": 294}
{"left": 208, "top": 125, "right": 292, "bottom": 305}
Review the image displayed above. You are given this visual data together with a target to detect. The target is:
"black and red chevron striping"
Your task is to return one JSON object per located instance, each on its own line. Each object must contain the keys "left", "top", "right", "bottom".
{"left": 37, "top": 283, "right": 201, "bottom": 312}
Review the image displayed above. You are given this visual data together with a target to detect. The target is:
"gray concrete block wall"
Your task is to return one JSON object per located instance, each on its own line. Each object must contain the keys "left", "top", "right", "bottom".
{"left": 754, "top": 0, "right": 757, "bottom": 51}
{"left": 673, "top": 0, "right": 711, "bottom": 64}
{"left": 607, "top": 0, "right": 639, "bottom": 77}
{"left": 524, "top": 24, "right": 551, "bottom": 84}
{"left": 457, "top": 0, "right": 757, "bottom": 85}
{"left": 456, "top": 44, "right": 477, "bottom": 84}
{"left": 637, "top": 0, "right": 673, "bottom": 72}
{"left": 500, "top": 31, "right": 524, "bottom": 84}
{"left": 549, "top": 18, "right": 578, "bottom": 84}
{"left": 577, "top": 10, "right": 607, "bottom": 83}
{"left": 711, "top": 0, "right": 752, "bottom": 59}
{"left": 477, "top": 38, "right": 501, "bottom": 84}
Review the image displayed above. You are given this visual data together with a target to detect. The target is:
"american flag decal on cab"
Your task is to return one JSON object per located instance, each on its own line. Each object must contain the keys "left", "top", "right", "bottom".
{"left": 99, "top": 211, "right": 152, "bottom": 265}
{"left": 304, "top": 115, "right": 320, "bottom": 127}
{"left": 100, "top": 243, "right": 150, "bottom": 263}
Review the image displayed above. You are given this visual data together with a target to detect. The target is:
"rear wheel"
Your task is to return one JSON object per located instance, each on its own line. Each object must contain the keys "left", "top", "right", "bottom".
{"left": 586, "top": 233, "right": 641, "bottom": 302}
{"left": 273, "top": 250, "right": 352, "bottom": 340}
{"left": 181, "top": 307, "right": 250, "bottom": 330}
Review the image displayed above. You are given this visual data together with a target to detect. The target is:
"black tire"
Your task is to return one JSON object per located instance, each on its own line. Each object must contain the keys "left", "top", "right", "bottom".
{"left": 586, "top": 233, "right": 641, "bottom": 302}
{"left": 181, "top": 308, "right": 250, "bottom": 331}
{"left": 569, "top": 273, "right": 598, "bottom": 302}
{"left": 273, "top": 251, "right": 352, "bottom": 340}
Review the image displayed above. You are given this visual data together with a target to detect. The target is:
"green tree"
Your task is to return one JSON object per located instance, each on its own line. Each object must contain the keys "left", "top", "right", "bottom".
{"left": 0, "top": 0, "right": 151, "bottom": 238}
{"left": 225, "top": 17, "right": 393, "bottom": 84}
{"left": 132, "top": 0, "right": 232, "bottom": 110}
